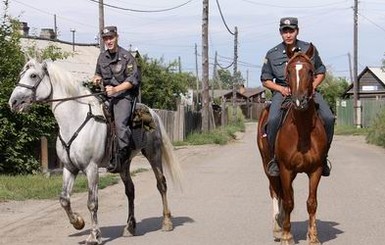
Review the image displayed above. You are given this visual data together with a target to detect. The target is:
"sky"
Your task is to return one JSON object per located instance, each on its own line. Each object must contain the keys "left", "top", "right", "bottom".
{"left": 5, "top": 0, "right": 385, "bottom": 88}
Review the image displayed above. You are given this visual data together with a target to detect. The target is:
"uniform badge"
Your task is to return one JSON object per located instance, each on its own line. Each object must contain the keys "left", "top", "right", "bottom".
{"left": 126, "top": 64, "right": 133, "bottom": 73}
{"left": 112, "top": 63, "right": 123, "bottom": 73}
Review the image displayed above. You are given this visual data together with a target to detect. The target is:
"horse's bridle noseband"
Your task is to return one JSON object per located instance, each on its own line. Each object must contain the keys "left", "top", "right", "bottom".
{"left": 16, "top": 62, "right": 53, "bottom": 103}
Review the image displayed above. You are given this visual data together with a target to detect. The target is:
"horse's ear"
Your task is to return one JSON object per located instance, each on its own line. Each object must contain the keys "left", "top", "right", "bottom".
{"left": 42, "top": 60, "right": 48, "bottom": 74}
{"left": 306, "top": 43, "right": 314, "bottom": 59}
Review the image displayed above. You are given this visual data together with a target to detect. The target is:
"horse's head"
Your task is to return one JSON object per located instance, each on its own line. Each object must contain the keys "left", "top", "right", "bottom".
{"left": 285, "top": 44, "right": 315, "bottom": 111}
{"left": 8, "top": 59, "right": 52, "bottom": 112}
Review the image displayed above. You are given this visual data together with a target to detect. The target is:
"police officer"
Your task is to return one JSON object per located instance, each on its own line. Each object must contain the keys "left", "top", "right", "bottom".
{"left": 93, "top": 26, "right": 140, "bottom": 173}
{"left": 260, "top": 17, "right": 334, "bottom": 177}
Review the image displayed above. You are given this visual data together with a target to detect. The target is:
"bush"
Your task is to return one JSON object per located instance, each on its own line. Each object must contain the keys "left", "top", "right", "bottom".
{"left": 366, "top": 108, "right": 385, "bottom": 147}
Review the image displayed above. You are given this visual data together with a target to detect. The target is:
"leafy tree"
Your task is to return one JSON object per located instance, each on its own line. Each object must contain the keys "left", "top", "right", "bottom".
{"left": 317, "top": 73, "right": 349, "bottom": 113}
{"left": 0, "top": 2, "right": 62, "bottom": 174}
{"left": 216, "top": 69, "right": 245, "bottom": 89}
{"left": 140, "top": 56, "right": 194, "bottom": 110}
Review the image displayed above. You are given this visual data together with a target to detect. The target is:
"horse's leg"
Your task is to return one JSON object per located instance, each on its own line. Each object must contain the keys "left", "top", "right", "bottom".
{"left": 120, "top": 160, "right": 136, "bottom": 237}
{"left": 280, "top": 168, "right": 295, "bottom": 245}
{"left": 306, "top": 171, "right": 322, "bottom": 245}
{"left": 272, "top": 192, "right": 284, "bottom": 241}
{"left": 143, "top": 148, "right": 173, "bottom": 232}
{"left": 84, "top": 164, "right": 101, "bottom": 245}
{"left": 59, "top": 168, "right": 85, "bottom": 230}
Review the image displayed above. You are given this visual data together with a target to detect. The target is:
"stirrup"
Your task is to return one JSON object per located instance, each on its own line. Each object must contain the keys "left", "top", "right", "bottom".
{"left": 267, "top": 157, "right": 280, "bottom": 177}
{"left": 322, "top": 158, "right": 332, "bottom": 177}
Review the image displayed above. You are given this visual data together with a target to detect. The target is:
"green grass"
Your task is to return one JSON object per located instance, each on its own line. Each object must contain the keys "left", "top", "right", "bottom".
{"left": 174, "top": 122, "right": 246, "bottom": 146}
{"left": 0, "top": 174, "right": 120, "bottom": 202}
{"left": 334, "top": 125, "right": 369, "bottom": 136}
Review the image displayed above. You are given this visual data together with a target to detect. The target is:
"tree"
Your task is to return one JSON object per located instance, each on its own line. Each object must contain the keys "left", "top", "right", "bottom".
{"left": 317, "top": 73, "right": 349, "bottom": 113}
{"left": 0, "top": 2, "right": 65, "bottom": 174}
{"left": 140, "top": 56, "right": 195, "bottom": 110}
{"left": 216, "top": 69, "right": 245, "bottom": 89}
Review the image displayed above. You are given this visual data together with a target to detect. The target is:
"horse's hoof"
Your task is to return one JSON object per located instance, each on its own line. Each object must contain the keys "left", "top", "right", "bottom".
{"left": 123, "top": 217, "right": 136, "bottom": 237}
{"left": 72, "top": 213, "right": 85, "bottom": 230}
{"left": 122, "top": 225, "right": 135, "bottom": 237}
{"left": 280, "top": 238, "right": 295, "bottom": 245}
{"left": 162, "top": 219, "right": 173, "bottom": 232}
{"left": 86, "top": 229, "right": 102, "bottom": 245}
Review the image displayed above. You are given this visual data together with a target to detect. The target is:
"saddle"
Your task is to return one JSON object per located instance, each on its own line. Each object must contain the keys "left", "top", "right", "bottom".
{"left": 101, "top": 102, "right": 157, "bottom": 164}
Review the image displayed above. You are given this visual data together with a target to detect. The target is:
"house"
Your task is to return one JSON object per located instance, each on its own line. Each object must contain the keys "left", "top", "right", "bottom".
{"left": 342, "top": 66, "right": 385, "bottom": 99}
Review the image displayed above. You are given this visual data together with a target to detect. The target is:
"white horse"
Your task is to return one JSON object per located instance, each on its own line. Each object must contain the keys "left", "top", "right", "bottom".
{"left": 8, "top": 59, "right": 182, "bottom": 245}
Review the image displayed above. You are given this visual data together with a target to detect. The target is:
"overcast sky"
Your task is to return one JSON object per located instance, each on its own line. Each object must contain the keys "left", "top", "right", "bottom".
{"left": 6, "top": 0, "right": 385, "bottom": 88}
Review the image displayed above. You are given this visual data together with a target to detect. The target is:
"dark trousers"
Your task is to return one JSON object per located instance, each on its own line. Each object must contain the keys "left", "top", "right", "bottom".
{"left": 110, "top": 97, "right": 134, "bottom": 151}
{"left": 267, "top": 92, "right": 335, "bottom": 151}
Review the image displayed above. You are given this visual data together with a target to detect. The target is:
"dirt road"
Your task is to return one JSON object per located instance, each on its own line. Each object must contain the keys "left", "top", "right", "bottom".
{"left": 1, "top": 122, "right": 385, "bottom": 245}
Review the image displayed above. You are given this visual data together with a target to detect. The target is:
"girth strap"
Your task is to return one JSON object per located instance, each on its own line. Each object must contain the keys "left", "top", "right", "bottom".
{"left": 59, "top": 104, "right": 106, "bottom": 174}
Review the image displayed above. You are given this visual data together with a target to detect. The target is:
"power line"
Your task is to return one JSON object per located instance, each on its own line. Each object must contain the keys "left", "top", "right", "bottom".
{"left": 239, "top": 0, "right": 349, "bottom": 9}
{"left": 88, "top": 0, "right": 194, "bottom": 13}
{"left": 359, "top": 13, "right": 385, "bottom": 33}
{"left": 215, "top": 0, "right": 234, "bottom": 35}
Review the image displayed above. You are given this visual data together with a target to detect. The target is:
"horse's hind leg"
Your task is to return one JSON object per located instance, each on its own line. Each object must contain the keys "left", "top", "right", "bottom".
{"left": 120, "top": 161, "right": 137, "bottom": 237}
{"left": 143, "top": 149, "right": 173, "bottom": 232}
{"left": 84, "top": 165, "right": 101, "bottom": 245}
{"left": 60, "top": 168, "right": 85, "bottom": 230}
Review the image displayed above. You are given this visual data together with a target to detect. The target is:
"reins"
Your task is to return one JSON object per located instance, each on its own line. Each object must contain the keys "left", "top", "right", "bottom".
{"left": 36, "top": 91, "right": 107, "bottom": 104}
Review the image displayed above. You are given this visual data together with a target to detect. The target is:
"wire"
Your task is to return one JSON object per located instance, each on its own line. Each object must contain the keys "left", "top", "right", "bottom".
{"left": 239, "top": 0, "right": 349, "bottom": 9}
{"left": 88, "top": 0, "right": 194, "bottom": 13}
{"left": 215, "top": 0, "right": 235, "bottom": 35}
{"left": 359, "top": 13, "right": 385, "bottom": 33}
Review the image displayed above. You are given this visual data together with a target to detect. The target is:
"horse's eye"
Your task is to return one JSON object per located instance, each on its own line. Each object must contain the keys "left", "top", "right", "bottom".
{"left": 30, "top": 74, "right": 37, "bottom": 79}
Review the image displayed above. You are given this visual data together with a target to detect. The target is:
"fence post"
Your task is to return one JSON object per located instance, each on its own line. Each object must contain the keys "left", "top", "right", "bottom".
{"left": 41, "top": 136, "right": 48, "bottom": 172}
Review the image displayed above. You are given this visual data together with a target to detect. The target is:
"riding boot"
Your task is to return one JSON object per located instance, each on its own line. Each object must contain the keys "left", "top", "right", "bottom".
{"left": 322, "top": 158, "right": 331, "bottom": 177}
{"left": 267, "top": 156, "right": 280, "bottom": 177}
{"left": 107, "top": 148, "right": 129, "bottom": 173}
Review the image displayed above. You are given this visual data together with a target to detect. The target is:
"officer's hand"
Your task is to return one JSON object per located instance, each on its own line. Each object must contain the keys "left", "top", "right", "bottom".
{"left": 105, "top": 85, "right": 117, "bottom": 96}
{"left": 93, "top": 75, "right": 102, "bottom": 86}
{"left": 280, "top": 86, "right": 291, "bottom": 97}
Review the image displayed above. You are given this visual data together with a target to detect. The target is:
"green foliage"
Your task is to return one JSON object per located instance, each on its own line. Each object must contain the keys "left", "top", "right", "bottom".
{"left": 216, "top": 69, "right": 245, "bottom": 89}
{"left": 0, "top": 174, "right": 119, "bottom": 201}
{"left": 0, "top": 5, "right": 64, "bottom": 175}
{"left": 366, "top": 108, "right": 385, "bottom": 147}
{"left": 334, "top": 125, "right": 369, "bottom": 136}
{"left": 318, "top": 74, "right": 349, "bottom": 113}
{"left": 140, "top": 56, "right": 194, "bottom": 110}
{"left": 24, "top": 40, "right": 72, "bottom": 61}
{"left": 179, "top": 121, "right": 245, "bottom": 146}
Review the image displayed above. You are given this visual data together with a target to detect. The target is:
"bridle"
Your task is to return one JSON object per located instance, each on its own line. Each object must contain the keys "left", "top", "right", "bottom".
{"left": 285, "top": 53, "right": 315, "bottom": 110}
{"left": 16, "top": 64, "right": 53, "bottom": 103}
{"left": 16, "top": 63, "right": 105, "bottom": 104}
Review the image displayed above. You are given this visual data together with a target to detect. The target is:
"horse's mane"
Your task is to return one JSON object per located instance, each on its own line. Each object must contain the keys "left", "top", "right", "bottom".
{"left": 25, "top": 59, "right": 98, "bottom": 105}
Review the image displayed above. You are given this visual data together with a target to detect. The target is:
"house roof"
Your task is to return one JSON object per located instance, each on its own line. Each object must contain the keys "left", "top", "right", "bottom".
{"left": 343, "top": 66, "right": 385, "bottom": 97}
{"left": 367, "top": 67, "right": 385, "bottom": 84}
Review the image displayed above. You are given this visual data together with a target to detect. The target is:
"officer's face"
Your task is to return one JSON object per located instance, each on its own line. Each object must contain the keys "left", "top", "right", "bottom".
{"left": 280, "top": 28, "right": 299, "bottom": 46}
{"left": 103, "top": 35, "right": 118, "bottom": 52}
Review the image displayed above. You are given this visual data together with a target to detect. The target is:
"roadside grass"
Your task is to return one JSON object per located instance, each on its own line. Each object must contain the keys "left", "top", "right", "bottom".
{"left": 0, "top": 171, "right": 154, "bottom": 202}
{"left": 174, "top": 122, "right": 246, "bottom": 146}
{"left": 334, "top": 125, "right": 369, "bottom": 136}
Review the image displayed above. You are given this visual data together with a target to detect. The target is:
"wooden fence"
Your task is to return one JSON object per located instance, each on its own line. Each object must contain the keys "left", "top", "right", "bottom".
{"left": 336, "top": 98, "right": 385, "bottom": 128}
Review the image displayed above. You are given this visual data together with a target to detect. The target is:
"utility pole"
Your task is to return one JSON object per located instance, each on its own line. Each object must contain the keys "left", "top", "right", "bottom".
{"left": 53, "top": 14, "right": 57, "bottom": 39}
{"left": 212, "top": 51, "right": 218, "bottom": 100}
{"left": 232, "top": 26, "right": 238, "bottom": 122}
{"left": 195, "top": 43, "right": 199, "bottom": 111}
{"left": 353, "top": 0, "right": 360, "bottom": 127}
{"left": 99, "top": 0, "right": 105, "bottom": 52}
{"left": 348, "top": 52, "right": 353, "bottom": 83}
{"left": 201, "top": 0, "right": 210, "bottom": 132}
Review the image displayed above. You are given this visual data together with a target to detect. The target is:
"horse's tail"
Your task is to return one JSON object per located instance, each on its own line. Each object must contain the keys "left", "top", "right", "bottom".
{"left": 150, "top": 109, "right": 183, "bottom": 190}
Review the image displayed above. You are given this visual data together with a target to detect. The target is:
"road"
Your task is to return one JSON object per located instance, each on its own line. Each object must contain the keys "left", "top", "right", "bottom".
{"left": 1, "top": 122, "right": 385, "bottom": 245}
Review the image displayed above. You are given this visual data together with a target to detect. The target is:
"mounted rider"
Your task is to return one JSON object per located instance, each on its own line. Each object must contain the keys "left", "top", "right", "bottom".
{"left": 93, "top": 26, "right": 140, "bottom": 173}
{"left": 260, "top": 17, "right": 334, "bottom": 177}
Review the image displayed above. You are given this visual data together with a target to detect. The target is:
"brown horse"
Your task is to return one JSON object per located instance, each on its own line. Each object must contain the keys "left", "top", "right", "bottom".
{"left": 257, "top": 43, "right": 327, "bottom": 245}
